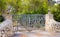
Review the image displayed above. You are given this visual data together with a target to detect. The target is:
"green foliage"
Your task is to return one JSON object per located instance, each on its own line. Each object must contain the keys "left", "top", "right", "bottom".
{"left": 0, "top": 0, "right": 60, "bottom": 22}
{"left": 51, "top": 4, "right": 60, "bottom": 22}
{"left": 11, "top": 0, "right": 48, "bottom": 14}
{"left": 0, "top": 0, "right": 48, "bottom": 14}
{"left": 0, "top": 0, "right": 6, "bottom": 13}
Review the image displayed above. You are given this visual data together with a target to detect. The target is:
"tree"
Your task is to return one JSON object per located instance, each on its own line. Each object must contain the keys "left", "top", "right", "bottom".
{"left": 11, "top": 0, "right": 48, "bottom": 15}
{"left": 51, "top": 4, "right": 60, "bottom": 22}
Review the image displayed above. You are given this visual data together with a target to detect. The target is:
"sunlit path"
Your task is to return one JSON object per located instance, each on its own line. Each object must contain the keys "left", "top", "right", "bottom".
{"left": 11, "top": 30, "right": 60, "bottom": 37}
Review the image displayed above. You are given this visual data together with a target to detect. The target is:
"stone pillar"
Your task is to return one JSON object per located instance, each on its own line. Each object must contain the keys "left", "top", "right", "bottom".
{"left": 45, "top": 9, "right": 54, "bottom": 32}
{"left": 2, "top": 5, "right": 12, "bottom": 20}
{"left": 1, "top": 8, "right": 14, "bottom": 37}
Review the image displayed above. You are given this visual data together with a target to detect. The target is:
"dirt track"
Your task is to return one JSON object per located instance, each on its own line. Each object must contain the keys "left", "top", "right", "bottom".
{"left": 11, "top": 30, "right": 60, "bottom": 37}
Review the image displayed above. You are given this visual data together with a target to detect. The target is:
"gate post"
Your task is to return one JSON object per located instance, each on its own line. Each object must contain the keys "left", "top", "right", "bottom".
{"left": 45, "top": 9, "right": 54, "bottom": 32}
{"left": 45, "top": 9, "right": 60, "bottom": 33}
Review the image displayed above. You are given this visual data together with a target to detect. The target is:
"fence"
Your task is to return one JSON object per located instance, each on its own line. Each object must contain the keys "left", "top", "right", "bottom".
{"left": 12, "top": 14, "right": 45, "bottom": 31}
{"left": 0, "top": 14, "right": 60, "bottom": 37}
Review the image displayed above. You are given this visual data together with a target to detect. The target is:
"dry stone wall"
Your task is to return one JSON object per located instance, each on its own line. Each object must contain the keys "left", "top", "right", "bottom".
{"left": 45, "top": 14, "right": 60, "bottom": 33}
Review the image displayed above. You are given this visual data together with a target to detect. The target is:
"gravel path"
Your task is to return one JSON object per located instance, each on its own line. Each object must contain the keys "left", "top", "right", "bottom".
{"left": 11, "top": 31, "right": 60, "bottom": 37}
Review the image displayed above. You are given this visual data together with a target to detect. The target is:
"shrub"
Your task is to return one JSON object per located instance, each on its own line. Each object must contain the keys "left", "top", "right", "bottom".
{"left": 51, "top": 4, "right": 60, "bottom": 22}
